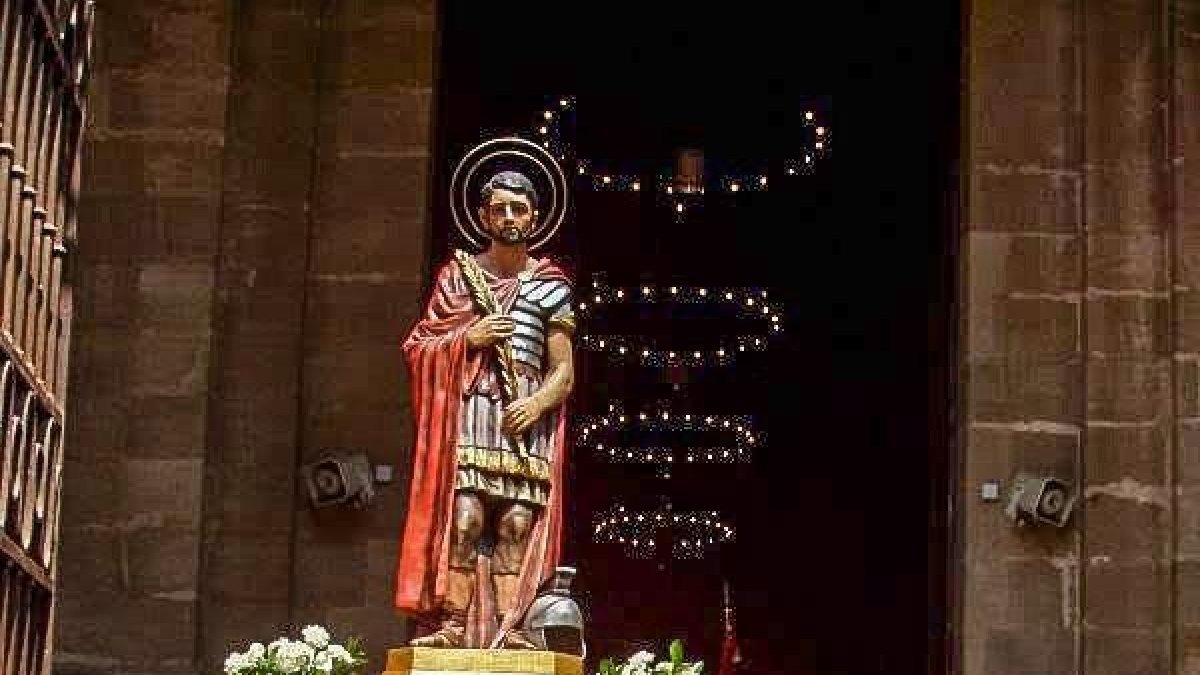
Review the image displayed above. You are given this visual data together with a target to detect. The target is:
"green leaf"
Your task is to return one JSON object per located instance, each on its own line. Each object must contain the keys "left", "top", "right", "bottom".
{"left": 670, "top": 639, "right": 684, "bottom": 668}
{"left": 599, "top": 657, "right": 616, "bottom": 675}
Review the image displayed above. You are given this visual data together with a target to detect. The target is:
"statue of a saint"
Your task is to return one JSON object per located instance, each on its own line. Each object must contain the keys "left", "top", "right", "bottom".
{"left": 394, "top": 153, "right": 575, "bottom": 651}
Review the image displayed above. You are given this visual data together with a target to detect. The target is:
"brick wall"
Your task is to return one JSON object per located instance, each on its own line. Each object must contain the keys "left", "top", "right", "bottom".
{"left": 960, "top": 1, "right": 1200, "bottom": 673}
{"left": 55, "top": 2, "right": 437, "bottom": 673}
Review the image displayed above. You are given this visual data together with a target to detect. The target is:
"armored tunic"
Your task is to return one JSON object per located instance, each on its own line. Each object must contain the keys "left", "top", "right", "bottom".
{"left": 454, "top": 273, "right": 574, "bottom": 506}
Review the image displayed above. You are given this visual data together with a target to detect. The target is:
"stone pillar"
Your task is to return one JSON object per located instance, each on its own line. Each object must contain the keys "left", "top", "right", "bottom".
{"left": 289, "top": 0, "right": 436, "bottom": 664}
{"left": 57, "top": 2, "right": 440, "bottom": 674}
{"left": 56, "top": 2, "right": 232, "bottom": 673}
{"left": 197, "top": 1, "right": 323, "bottom": 670}
{"left": 961, "top": 1, "right": 1200, "bottom": 673}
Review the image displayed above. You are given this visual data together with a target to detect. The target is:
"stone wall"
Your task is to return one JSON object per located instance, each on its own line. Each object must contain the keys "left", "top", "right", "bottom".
{"left": 960, "top": 1, "right": 1200, "bottom": 673}
{"left": 55, "top": 2, "right": 437, "bottom": 673}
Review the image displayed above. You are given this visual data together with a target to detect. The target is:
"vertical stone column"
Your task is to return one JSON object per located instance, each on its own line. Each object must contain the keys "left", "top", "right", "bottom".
{"left": 1172, "top": 1, "right": 1200, "bottom": 672}
{"left": 57, "top": 3, "right": 232, "bottom": 673}
{"left": 962, "top": 1, "right": 1197, "bottom": 673}
{"left": 962, "top": 1, "right": 1083, "bottom": 673}
{"left": 1079, "top": 2, "right": 1173, "bottom": 672}
{"left": 197, "top": 1, "right": 323, "bottom": 670}
{"left": 290, "top": 0, "right": 437, "bottom": 663}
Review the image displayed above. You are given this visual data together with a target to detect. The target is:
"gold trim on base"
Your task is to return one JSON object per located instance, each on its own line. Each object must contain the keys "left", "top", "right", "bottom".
{"left": 384, "top": 647, "right": 583, "bottom": 675}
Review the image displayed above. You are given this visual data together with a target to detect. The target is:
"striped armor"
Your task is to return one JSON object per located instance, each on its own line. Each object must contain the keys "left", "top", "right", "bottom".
{"left": 510, "top": 278, "right": 574, "bottom": 371}
{"left": 455, "top": 277, "right": 574, "bottom": 506}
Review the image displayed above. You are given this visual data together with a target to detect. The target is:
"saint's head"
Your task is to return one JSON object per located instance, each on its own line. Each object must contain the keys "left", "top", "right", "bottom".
{"left": 478, "top": 170, "right": 539, "bottom": 246}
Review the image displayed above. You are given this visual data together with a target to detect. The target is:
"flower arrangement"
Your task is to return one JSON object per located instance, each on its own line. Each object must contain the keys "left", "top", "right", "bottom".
{"left": 598, "top": 640, "right": 704, "bottom": 675}
{"left": 222, "top": 624, "right": 367, "bottom": 675}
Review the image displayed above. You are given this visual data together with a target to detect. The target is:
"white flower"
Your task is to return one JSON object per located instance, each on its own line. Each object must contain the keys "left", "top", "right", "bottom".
{"left": 629, "top": 651, "right": 656, "bottom": 668}
{"left": 328, "top": 644, "right": 354, "bottom": 663}
{"left": 313, "top": 650, "right": 334, "bottom": 673}
{"left": 276, "top": 639, "right": 316, "bottom": 673}
{"left": 223, "top": 651, "right": 251, "bottom": 674}
{"left": 302, "top": 624, "right": 331, "bottom": 650}
{"left": 246, "top": 642, "right": 266, "bottom": 662}
{"left": 681, "top": 663, "right": 704, "bottom": 675}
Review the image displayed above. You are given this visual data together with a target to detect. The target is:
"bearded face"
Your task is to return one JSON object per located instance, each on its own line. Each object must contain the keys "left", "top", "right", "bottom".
{"left": 479, "top": 187, "right": 537, "bottom": 245}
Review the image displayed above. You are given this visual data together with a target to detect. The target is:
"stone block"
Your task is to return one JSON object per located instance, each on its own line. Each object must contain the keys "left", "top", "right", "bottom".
{"left": 204, "top": 532, "right": 292, "bottom": 603}
{"left": 968, "top": 170, "right": 1080, "bottom": 233}
{"left": 1175, "top": 560, "right": 1200, "bottom": 627}
{"left": 1006, "top": 297, "right": 1080, "bottom": 357}
{"left": 121, "top": 458, "right": 204, "bottom": 531}
{"left": 968, "top": 0, "right": 1076, "bottom": 167}
{"left": 967, "top": 234, "right": 1083, "bottom": 358}
{"left": 967, "top": 356, "right": 1083, "bottom": 423}
{"left": 202, "top": 600, "right": 291, "bottom": 671}
{"left": 1175, "top": 487, "right": 1200, "bottom": 559}
{"left": 76, "top": 263, "right": 136, "bottom": 328}
{"left": 229, "top": 2, "right": 321, "bottom": 88}
{"left": 1085, "top": 423, "right": 1166, "bottom": 486}
{"left": 973, "top": 624, "right": 1075, "bottom": 675}
{"left": 324, "top": 87, "right": 434, "bottom": 154}
{"left": 127, "top": 392, "right": 208, "bottom": 459}
{"left": 1083, "top": 495, "right": 1169, "bottom": 561}
{"left": 1180, "top": 423, "right": 1200, "bottom": 486}
{"left": 218, "top": 203, "right": 309, "bottom": 275}
{"left": 301, "top": 344, "right": 407, "bottom": 462}
{"left": 1087, "top": 233, "right": 1166, "bottom": 292}
{"left": 1086, "top": 295, "right": 1169, "bottom": 356}
{"left": 99, "top": 1, "right": 231, "bottom": 76}
{"left": 56, "top": 528, "right": 121, "bottom": 598}
{"left": 210, "top": 448, "right": 296, "bottom": 532}
{"left": 1086, "top": 357, "right": 1170, "bottom": 423}
{"left": 1084, "top": 164, "right": 1164, "bottom": 234}
{"left": 1176, "top": 288, "right": 1200, "bottom": 353}
{"left": 365, "top": 537, "right": 400, "bottom": 609}
{"left": 130, "top": 328, "right": 211, "bottom": 399}
{"left": 124, "top": 528, "right": 201, "bottom": 598}
{"left": 104, "top": 69, "right": 229, "bottom": 133}
{"left": 315, "top": 154, "right": 430, "bottom": 231}
{"left": 293, "top": 535, "right": 367, "bottom": 610}
{"left": 86, "top": 135, "right": 225, "bottom": 198}
{"left": 135, "top": 263, "right": 215, "bottom": 332}
{"left": 135, "top": 193, "right": 223, "bottom": 263}
{"left": 1083, "top": 561, "right": 1169, "bottom": 628}
{"left": 323, "top": 9, "right": 436, "bottom": 90}
{"left": 310, "top": 215, "right": 429, "bottom": 283}
{"left": 1082, "top": 627, "right": 1167, "bottom": 675}
{"left": 57, "top": 592, "right": 197, "bottom": 663}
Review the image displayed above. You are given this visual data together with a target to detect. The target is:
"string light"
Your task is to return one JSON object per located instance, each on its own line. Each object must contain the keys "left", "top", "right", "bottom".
{"left": 575, "top": 279, "right": 784, "bottom": 365}
{"left": 593, "top": 503, "right": 736, "bottom": 559}
{"left": 578, "top": 401, "right": 762, "bottom": 477}
{"left": 526, "top": 95, "right": 830, "bottom": 210}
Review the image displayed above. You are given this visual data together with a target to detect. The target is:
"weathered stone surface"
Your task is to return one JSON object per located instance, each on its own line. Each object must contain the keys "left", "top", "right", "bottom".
{"left": 967, "top": 356, "right": 1083, "bottom": 423}
{"left": 1083, "top": 628, "right": 1169, "bottom": 675}
{"left": 1086, "top": 296, "right": 1169, "bottom": 356}
{"left": 1083, "top": 561, "right": 1170, "bottom": 628}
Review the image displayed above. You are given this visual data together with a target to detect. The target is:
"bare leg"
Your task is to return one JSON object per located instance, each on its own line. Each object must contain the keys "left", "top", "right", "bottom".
{"left": 494, "top": 501, "right": 539, "bottom": 649}
{"left": 410, "top": 491, "right": 484, "bottom": 648}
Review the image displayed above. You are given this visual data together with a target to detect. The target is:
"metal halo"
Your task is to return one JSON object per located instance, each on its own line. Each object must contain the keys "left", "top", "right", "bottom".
{"left": 449, "top": 136, "right": 569, "bottom": 252}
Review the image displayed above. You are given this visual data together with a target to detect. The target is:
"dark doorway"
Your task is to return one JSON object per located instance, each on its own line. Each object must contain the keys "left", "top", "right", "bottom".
{"left": 429, "top": 3, "right": 960, "bottom": 673}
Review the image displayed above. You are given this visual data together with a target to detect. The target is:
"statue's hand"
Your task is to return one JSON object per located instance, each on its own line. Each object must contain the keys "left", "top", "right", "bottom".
{"left": 503, "top": 397, "right": 545, "bottom": 436}
{"left": 465, "top": 313, "right": 514, "bottom": 349}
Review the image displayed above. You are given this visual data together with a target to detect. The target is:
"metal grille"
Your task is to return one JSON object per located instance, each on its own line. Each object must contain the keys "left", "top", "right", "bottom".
{"left": 0, "top": 1, "right": 90, "bottom": 673}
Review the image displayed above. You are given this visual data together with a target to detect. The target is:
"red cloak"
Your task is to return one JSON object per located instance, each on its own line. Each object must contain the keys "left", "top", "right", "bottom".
{"left": 394, "top": 255, "right": 571, "bottom": 647}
